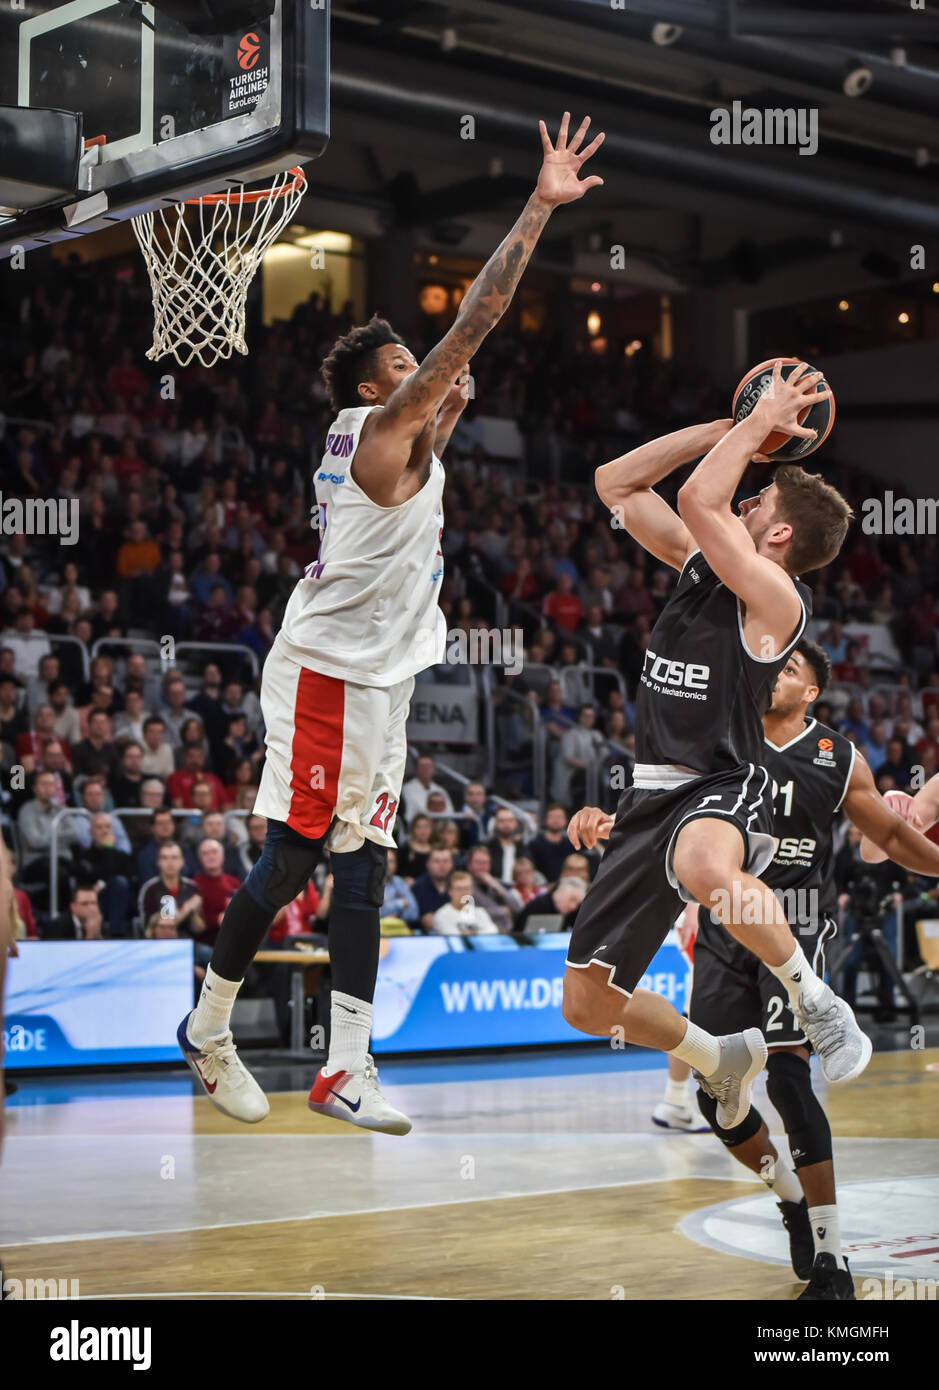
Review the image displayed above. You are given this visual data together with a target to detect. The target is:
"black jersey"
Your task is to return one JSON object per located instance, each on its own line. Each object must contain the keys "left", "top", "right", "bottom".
{"left": 635, "top": 550, "right": 811, "bottom": 774}
{"left": 760, "top": 717, "right": 856, "bottom": 921}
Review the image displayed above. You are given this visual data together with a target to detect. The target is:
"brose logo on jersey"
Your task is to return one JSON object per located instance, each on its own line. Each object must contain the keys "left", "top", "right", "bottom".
{"left": 772, "top": 834, "right": 817, "bottom": 862}
{"left": 641, "top": 649, "right": 710, "bottom": 700}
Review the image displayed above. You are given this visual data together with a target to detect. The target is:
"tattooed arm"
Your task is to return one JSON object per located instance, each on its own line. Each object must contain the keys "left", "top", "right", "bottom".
{"left": 354, "top": 113, "right": 604, "bottom": 497}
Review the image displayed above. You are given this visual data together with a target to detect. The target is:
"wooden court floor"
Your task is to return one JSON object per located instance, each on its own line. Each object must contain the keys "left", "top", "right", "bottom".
{"left": 3, "top": 1047, "right": 938, "bottom": 1301}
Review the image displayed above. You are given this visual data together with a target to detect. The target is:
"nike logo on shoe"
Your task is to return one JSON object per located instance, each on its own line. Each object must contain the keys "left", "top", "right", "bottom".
{"left": 816, "top": 1226, "right": 827, "bottom": 1238}
{"left": 193, "top": 1058, "right": 217, "bottom": 1094}
{"left": 328, "top": 1088, "right": 361, "bottom": 1112}
{"left": 792, "top": 971, "right": 802, "bottom": 982}
{"left": 337, "top": 1003, "right": 358, "bottom": 1015}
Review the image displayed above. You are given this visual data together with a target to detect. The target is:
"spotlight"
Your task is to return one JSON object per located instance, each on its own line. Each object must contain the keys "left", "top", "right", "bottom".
{"left": 898, "top": 312, "right": 910, "bottom": 324}
{"left": 838, "top": 300, "right": 850, "bottom": 311}
{"left": 843, "top": 66, "right": 873, "bottom": 98}
{"left": 651, "top": 22, "right": 682, "bottom": 46}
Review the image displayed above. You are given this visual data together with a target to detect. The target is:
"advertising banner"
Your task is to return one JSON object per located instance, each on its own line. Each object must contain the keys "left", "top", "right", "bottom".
{"left": 3, "top": 940, "right": 194, "bottom": 1069}
{"left": 371, "top": 932, "right": 689, "bottom": 1053}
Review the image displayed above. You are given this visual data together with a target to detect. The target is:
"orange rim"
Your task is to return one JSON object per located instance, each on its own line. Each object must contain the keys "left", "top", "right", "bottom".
{"left": 185, "top": 166, "right": 306, "bottom": 206}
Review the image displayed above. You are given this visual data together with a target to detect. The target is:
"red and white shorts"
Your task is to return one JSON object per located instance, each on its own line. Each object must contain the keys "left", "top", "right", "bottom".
{"left": 254, "top": 639, "right": 413, "bottom": 852}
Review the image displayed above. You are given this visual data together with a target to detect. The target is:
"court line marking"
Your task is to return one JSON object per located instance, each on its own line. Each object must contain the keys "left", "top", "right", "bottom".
{"left": 7, "top": 1139, "right": 936, "bottom": 1248}
{"left": 69, "top": 1291, "right": 453, "bottom": 1301}
{"left": 2, "top": 1171, "right": 757, "bottom": 1248}
{"left": 679, "top": 1173, "right": 939, "bottom": 1276}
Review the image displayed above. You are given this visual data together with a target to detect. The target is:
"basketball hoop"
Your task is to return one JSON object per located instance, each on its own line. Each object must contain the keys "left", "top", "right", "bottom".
{"left": 132, "top": 166, "right": 308, "bottom": 368}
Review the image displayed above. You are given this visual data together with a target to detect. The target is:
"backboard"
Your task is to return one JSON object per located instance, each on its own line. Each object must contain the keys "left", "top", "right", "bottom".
{"left": 0, "top": 0, "right": 329, "bottom": 256}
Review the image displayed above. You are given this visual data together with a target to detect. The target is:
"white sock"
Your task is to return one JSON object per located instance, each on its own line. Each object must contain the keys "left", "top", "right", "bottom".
{"left": 767, "top": 943, "right": 828, "bottom": 1010}
{"left": 669, "top": 1020, "right": 721, "bottom": 1076}
{"left": 189, "top": 966, "right": 242, "bottom": 1045}
{"left": 324, "top": 991, "right": 373, "bottom": 1075}
{"left": 762, "top": 1152, "right": 803, "bottom": 1204}
{"left": 664, "top": 1077, "right": 690, "bottom": 1107}
{"left": 808, "top": 1204, "right": 845, "bottom": 1268}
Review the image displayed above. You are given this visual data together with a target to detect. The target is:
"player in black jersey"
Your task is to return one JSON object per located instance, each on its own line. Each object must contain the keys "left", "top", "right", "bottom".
{"left": 564, "top": 362, "right": 864, "bottom": 1126}
{"left": 688, "top": 640, "right": 939, "bottom": 1300}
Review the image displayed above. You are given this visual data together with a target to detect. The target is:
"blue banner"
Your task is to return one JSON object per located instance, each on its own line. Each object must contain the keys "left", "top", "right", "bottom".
{"left": 371, "top": 933, "right": 689, "bottom": 1053}
{"left": 3, "top": 940, "right": 194, "bottom": 1069}
{"left": 2, "top": 936, "right": 690, "bottom": 1066}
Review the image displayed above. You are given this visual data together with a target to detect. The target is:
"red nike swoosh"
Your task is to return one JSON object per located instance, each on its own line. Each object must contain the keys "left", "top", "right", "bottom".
{"left": 192, "top": 1058, "right": 217, "bottom": 1094}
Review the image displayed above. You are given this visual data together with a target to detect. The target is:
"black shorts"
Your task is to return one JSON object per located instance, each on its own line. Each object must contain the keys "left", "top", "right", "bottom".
{"left": 566, "top": 762, "right": 776, "bottom": 995}
{"left": 690, "top": 908, "right": 838, "bottom": 1048}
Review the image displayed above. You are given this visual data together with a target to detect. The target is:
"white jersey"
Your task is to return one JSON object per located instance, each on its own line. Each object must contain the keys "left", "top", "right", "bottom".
{"left": 277, "top": 405, "right": 447, "bottom": 687}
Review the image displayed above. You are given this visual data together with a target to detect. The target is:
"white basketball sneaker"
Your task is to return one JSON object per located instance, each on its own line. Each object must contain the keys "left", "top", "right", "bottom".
{"left": 177, "top": 1014, "right": 270, "bottom": 1123}
{"left": 652, "top": 1100, "right": 712, "bottom": 1132}
{"left": 308, "top": 1054, "right": 412, "bottom": 1135}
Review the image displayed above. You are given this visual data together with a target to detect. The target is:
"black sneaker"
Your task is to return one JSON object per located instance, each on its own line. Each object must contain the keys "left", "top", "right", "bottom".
{"left": 777, "top": 1198, "right": 814, "bottom": 1280}
{"left": 797, "top": 1252, "right": 856, "bottom": 1300}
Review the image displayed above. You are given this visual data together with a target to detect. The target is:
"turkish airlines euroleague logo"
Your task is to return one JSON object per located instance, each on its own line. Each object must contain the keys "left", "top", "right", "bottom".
{"left": 814, "top": 735, "right": 836, "bottom": 767}
{"left": 237, "top": 32, "right": 261, "bottom": 70}
{"left": 225, "top": 27, "right": 270, "bottom": 117}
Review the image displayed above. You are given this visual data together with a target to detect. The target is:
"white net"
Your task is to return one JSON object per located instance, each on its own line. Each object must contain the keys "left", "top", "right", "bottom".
{"left": 132, "top": 167, "right": 308, "bottom": 368}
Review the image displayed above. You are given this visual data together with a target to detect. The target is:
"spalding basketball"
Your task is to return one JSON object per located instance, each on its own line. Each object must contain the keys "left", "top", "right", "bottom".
{"left": 732, "top": 357, "right": 835, "bottom": 461}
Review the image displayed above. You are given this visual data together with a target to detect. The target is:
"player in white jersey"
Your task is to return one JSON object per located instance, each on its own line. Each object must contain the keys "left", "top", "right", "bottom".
{"left": 178, "top": 112, "right": 605, "bottom": 1133}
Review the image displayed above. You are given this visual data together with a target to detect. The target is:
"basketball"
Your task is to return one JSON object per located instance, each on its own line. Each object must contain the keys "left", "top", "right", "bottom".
{"left": 732, "top": 357, "right": 835, "bottom": 461}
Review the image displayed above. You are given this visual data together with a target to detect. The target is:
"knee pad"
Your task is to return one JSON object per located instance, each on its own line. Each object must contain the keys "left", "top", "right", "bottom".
{"left": 244, "top": 829, "right": 323, "bottom": 913}
{"left": 696, "top": 1087, "right": 763, "bottom": 1147}
{"left": 332, "top": 839, "right": 388, "bottom": 911}
{"left": 765, "top": 1050, "right": 832, "bottom": 1169}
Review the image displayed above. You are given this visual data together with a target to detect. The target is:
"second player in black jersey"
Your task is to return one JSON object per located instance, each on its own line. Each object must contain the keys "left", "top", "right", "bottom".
{"left": 565, "top": 362, "right": 869, "bottom": 1126}
{"left": 688, "top": 640, "right": 939, "bottom": 1299}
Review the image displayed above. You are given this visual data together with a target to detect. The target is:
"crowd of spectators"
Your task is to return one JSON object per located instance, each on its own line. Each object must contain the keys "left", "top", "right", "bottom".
{"left": 1, "top": 256, "right": 938, "bottom": 983}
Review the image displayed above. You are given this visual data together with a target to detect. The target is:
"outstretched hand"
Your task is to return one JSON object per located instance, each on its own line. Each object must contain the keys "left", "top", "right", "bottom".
{"left": 536, "top": 113, "right": 605, "bottom": 207}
